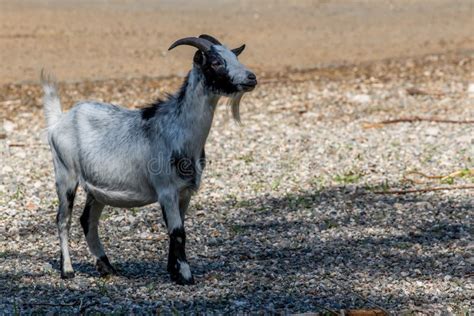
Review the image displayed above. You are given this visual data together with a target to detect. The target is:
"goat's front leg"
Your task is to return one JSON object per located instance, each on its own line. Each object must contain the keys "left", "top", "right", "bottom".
{"left": 159, "top": 189, "right": 194, "bottom": 285}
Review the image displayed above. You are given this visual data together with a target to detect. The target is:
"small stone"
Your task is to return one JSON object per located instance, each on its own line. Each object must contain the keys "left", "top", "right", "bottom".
{"left": 26, "top": 201, "right": 38, "bottom": 211}
{"left": 468, "top": 83, "right": 474, "bottom": 97}
{"left": 350, "top": 94, "right": 371, "bottom": 104}
{"left": 43, "top": 263, "right": 54, "bottom": 273}
{"left": 425, "top": 127, "right": 439, "bottom": 136}
{"left": 2, "top": 166, "right": 13, "bottom": 173}
{"left": 233, "top": 300, "right": 247, "bottom": 307}
{"left": 3, "top": 120, "right": 16, "bottom": 133}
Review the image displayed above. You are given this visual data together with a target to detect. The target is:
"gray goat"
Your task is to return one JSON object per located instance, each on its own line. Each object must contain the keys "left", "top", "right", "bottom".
{"left": 41, "top": 34, "right": 257, "bottom": 285}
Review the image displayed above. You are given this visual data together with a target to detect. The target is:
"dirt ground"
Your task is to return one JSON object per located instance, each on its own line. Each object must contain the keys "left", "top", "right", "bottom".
{"left": 0, "top": 0, "right": 473, "bottom": 84}
{"left": 0, "top": 1, "right": 473, "bottom": 315}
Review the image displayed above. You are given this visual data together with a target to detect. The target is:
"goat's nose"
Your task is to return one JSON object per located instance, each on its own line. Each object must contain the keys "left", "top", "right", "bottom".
{"left": 247, "top": 72, "right": 256, "bottom": 81}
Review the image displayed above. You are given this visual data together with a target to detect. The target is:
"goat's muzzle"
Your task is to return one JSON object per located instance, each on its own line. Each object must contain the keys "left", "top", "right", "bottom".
{"left": 239, "top": 71, "right": 257, "bottom": 92}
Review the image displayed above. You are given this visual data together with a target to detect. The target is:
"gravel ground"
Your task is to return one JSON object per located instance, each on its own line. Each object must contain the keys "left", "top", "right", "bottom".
{"left": 0, "top": 52, "right": 473, "bottom": 314}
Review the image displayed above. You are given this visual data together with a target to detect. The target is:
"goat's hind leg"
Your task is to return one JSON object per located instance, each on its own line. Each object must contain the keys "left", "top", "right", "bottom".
{"left": 80, "top": 193, "right": 117, "bottom": 277}
{"left": 55, "top": 170, "right": 78, "bottom": 279}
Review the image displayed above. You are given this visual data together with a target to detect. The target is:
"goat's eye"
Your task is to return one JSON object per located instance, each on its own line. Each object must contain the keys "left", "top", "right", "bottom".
{"left": 211, "top": 60, "right": 222, "bottom": 67}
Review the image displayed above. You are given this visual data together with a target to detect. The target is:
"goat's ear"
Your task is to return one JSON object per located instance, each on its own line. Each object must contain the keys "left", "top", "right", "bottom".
{"left": 231, "top": 44, "right": 246, "bottom": 56}
{"left": 193, "top": 50, "right": 206, "bottom": 65}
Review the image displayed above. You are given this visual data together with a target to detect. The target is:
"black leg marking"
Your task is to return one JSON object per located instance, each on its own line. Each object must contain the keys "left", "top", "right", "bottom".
{"left": 161, "top": 204, "right": 168, "bottom": 227}
{"left": 66, "top": 188, "right": 76, "bottom": 208}
{"left": 80, "top": 201, "right": 91, "bottom": 237}
{"left": 167, "top": 227, "right": 185, "bottom": 272}
{"left": 167, "top": 227, "right": 194, "bottom": 285}
{"left": 96, "top": 255, "right": 117, "bottom": 277}
{"left": 199, "top": 148, "right": 206, "bottom": 170}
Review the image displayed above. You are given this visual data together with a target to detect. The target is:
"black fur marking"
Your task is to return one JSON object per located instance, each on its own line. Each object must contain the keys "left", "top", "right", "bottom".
{"left": 168, "top": 227, "right": 194, "bottom": 284}
{"left": 80, "top": 202, "right": 91, "bottom": 236}
{"left": 66, "top": 189, "right": 76, "bottom": 207}
{"left": 161, "top": 204, "right": 168, "bottom": 226}
{"left": 168, "top": 227, "right": 186, "bottom": 273}
{"left": 198, "top": 148, "right": 206, "bottom": 170}
{"left": 96, "top": 255, "right": 117, "bottom": 276}
{"left": 201, "top": 48, "right": 240, "bottom": 95}
{"left": 141, "top": 99, "right": 164, "bottom": 120}
{"left": 140, "top": 73, "right": 190, "bottom": 123}
{"left": 98, "top": 255, "right": 113, "bottom": 268}
{"left": 171, "top": 151, "right": 196, "bottom": 182}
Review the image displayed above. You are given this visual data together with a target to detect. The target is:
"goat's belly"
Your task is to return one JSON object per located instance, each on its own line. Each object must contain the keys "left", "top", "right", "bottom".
{"left": 84, "top": 182, "right": 157, "bottom": 208}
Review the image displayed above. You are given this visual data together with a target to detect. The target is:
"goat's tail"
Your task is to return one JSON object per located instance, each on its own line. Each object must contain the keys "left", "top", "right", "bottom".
{"left": 40, "top": 69, "right": 63, "bottom": 128}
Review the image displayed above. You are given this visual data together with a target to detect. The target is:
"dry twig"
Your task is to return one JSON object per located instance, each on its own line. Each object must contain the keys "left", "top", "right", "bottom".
{"left": 8, "top": 143, "right": 48, "bottom": 148}
{"left": 373, "top": 184, "right": 474, "bottom": 195}
{"left": 406, "top": 87, "right": 444, "bottom": 96}
{"left": 362, "top": 116, "right": 474, "bottom": 129}
{"left": 403, "top": 169, "right": 474, "bottom": 184}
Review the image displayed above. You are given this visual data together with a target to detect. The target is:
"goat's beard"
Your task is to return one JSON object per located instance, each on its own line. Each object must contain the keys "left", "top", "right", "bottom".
{"left": 227, "top": 92, "right": 244, "bottom": 123}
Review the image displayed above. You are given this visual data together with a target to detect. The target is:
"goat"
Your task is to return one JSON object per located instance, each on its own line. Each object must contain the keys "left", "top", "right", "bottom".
{"left": 41, "top": 34, "right": 257, "bottom": 285}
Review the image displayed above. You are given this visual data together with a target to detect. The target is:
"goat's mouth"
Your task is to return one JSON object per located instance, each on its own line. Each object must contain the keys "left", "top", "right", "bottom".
{"left": 237, "top": 82, "right": 257, "bottom": 92}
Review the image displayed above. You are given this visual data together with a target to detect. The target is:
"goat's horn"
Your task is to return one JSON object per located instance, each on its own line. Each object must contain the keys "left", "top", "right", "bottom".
{"left": 198, "top": 34, "right": 222, "bottom": 45}
{"left": 168, "top": 37, "right": 212, "bottom": 52}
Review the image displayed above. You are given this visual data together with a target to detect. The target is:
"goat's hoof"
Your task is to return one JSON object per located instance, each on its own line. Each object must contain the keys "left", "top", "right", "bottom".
{"left": 170, "top": 272, "right": 195, "bottom": 285}
{"left": 61, "top": 270, "right": 75, "bottom": 279}
{"left": 169, "top": 261, "right": 194, "bottom": 285}
{"left": 96, "top": 258, "right": 118, "bottom": 277}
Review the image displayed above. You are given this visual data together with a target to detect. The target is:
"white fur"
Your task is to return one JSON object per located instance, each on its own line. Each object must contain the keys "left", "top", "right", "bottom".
{"left": 178, "top": 260, "right": 192, "bottom": 280}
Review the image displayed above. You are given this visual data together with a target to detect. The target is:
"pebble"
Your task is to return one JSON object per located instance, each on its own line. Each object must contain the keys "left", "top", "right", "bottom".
{"left": 2, "top": 120, "right": 16, "bottom": 133}
{"left": 468, "top": 83, "right": 474, "bottom": 97}
{"left": 425, "top": 127, "right": 439, "bottom": 136}
{"left": 43, "top": 263, "right": 54, "bottom": 273}
{"left": 350, "top": 94, "right": 371, "bottom": 104}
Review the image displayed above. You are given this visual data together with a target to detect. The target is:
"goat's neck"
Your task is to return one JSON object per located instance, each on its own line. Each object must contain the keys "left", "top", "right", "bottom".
{"left": 176, "top": 68, "right": 220, "bottom": 150}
